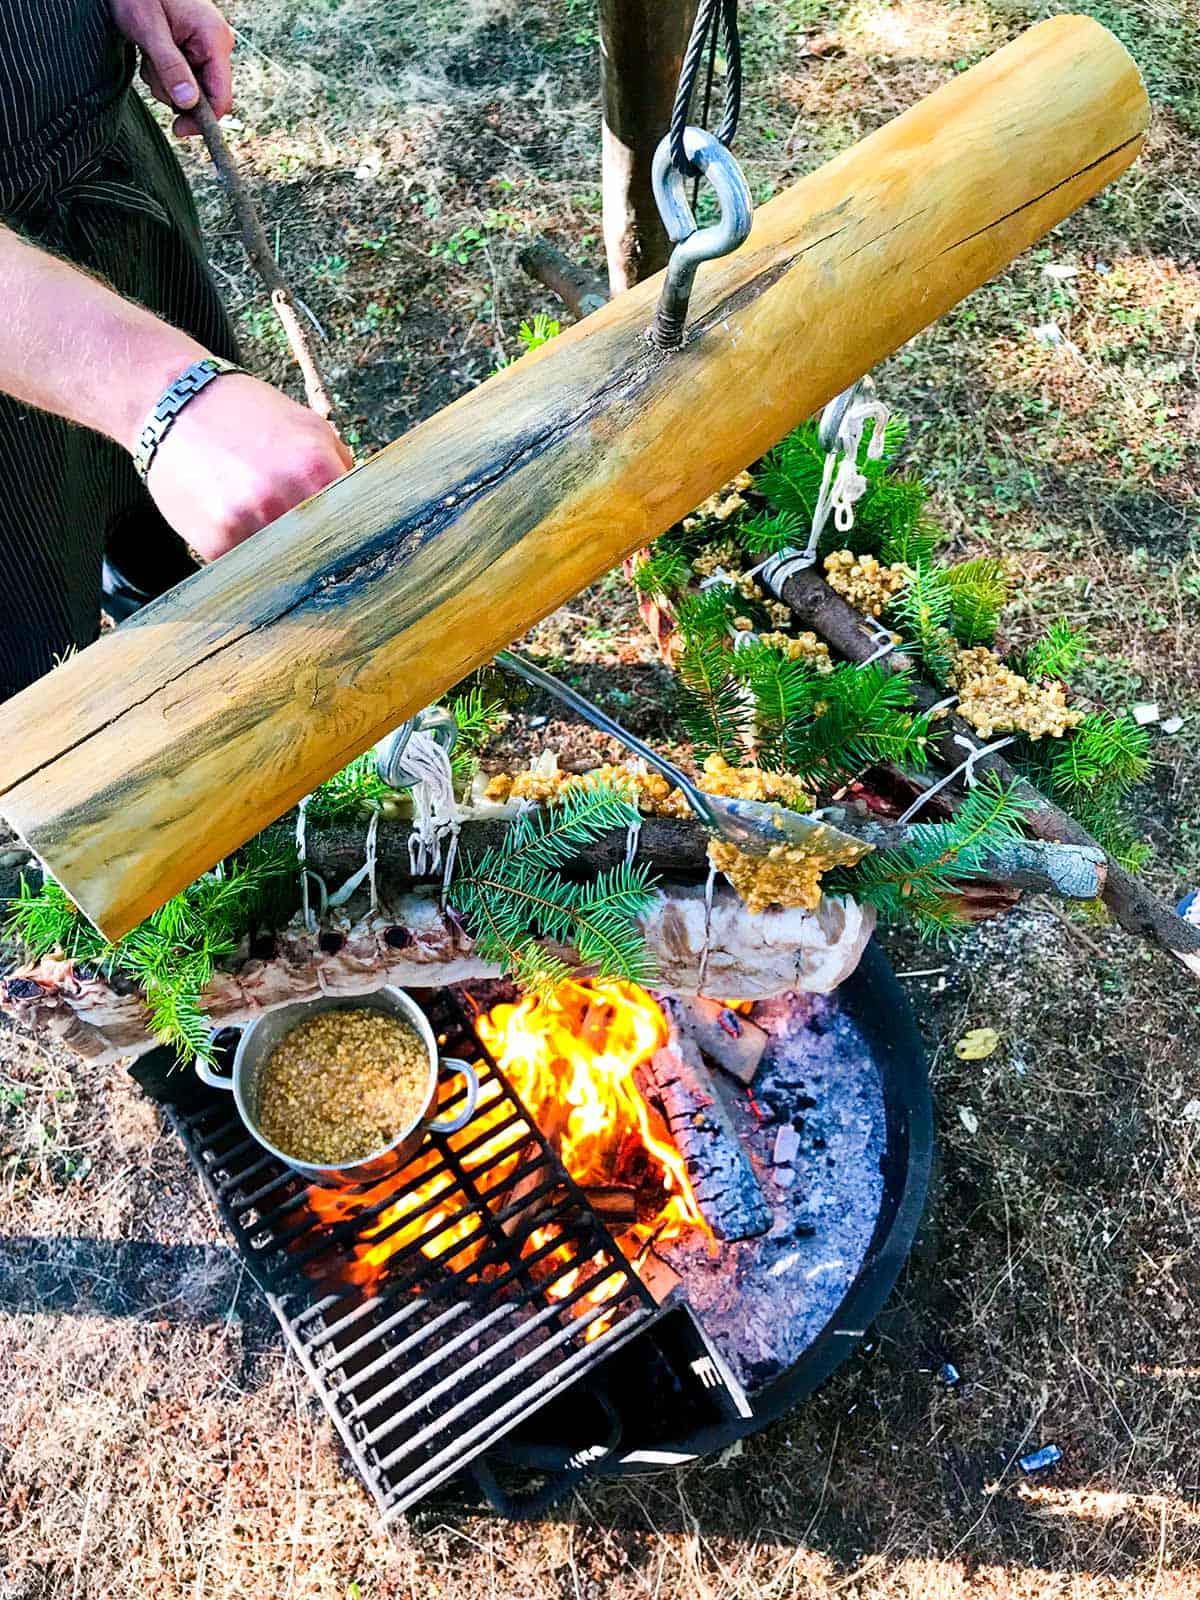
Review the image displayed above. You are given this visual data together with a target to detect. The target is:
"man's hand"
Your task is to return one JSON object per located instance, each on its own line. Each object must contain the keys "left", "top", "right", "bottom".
{"left": 142, "top": 375, "right": 354, "bottom": 561}
{"left": 108, "top": 0, "right": 235, "bottom": 135}
{"left": 0, "top": 225, "right": 352, "bottom": 563}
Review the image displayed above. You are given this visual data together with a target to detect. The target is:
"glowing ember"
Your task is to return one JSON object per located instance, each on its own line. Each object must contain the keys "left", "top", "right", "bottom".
{"left": 300, "top": 982, "right": 709, "bottom": 1336}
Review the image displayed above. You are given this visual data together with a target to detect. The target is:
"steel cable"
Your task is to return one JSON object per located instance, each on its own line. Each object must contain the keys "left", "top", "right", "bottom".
{"left": 668, "top": 0, "right": 742, "bottom": 179}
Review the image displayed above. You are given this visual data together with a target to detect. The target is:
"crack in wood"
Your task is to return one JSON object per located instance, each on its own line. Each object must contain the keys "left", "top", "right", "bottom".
{"left": 923, "top": 134, "right": 1143, "bottom": 264}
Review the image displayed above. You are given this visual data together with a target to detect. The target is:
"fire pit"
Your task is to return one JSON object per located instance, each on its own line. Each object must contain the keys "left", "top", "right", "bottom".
{"left": 132, "top": 939, "right": 930, "bottom": 1518}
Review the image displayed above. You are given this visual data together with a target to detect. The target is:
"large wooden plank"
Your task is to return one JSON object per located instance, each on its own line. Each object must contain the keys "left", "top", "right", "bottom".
{"left": 0, "top": 17, "right": 1146, "bottom": 938}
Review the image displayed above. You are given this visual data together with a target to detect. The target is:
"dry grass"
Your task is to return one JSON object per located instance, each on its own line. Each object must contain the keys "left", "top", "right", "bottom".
{"left": 2, "top": 0, "right": 1200, "bottom": 1594}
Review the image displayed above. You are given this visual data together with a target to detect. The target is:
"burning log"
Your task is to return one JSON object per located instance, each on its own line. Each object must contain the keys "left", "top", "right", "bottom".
{"left": 646, "top": 997, "right": 771, "bottom": 1243}
{"left": 636, "top": 1250, "right": 683, "bottom": 1305}
{"left": 579, "top": 1185, "right": 639, "bottom": 1226}
{"left": 670, "top": 997, "right": 769, "bottom": 1087}
{"left": 0, "top": 17, "right": 1146, "bottom": 941}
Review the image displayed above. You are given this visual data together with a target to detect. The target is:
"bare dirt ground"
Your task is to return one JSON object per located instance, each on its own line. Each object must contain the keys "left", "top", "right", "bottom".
{"left": 2, "top": 1, "right": 1200, "bottom": 1595}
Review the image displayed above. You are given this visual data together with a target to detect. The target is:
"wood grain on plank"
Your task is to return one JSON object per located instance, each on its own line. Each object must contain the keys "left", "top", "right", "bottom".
{"left": 0, "top": 17, "right": 1147, "bottom": 937}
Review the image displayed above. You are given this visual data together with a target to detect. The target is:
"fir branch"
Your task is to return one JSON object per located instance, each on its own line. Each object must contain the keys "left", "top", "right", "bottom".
{"left": 944, "top": 557, "right": 1011, "bottom": 647}
{"left": 738, "top": 509, "right": 808, "bottom": 556}
{"left": 632, "top": 543, "right": 692, "bottom": 599}
{"left": 1046, "top": 710, "right": 1151, "bottom": 797}
{"left": 306, "top": 751, "right": 390, "bottom": 826}
{"left": 452, "top": 782, "right": 659, "bottom": 993}
{"left": 1021, "top": 620, "right": 1089, "bottom": 683}
{"left": 6, "top": 840, "right": 297, "bottom": 1063}
{"left": 830, "top": 777, "right": 1033, "bottom": 936}
{"left": 674, "top": 585, "right": 737, "bottom": 644}
{"left": 675, "top": 644, "right": 749, "bottom": 763}
{"left": 756, "top": 422, "right": 829, "bottom": 525}
{"left": 731, "top": 640, "right": 822, "bottom": 770}
{"left": 444, "top": 686, "right": 507, "bottom": 785}
{"left": 854, "top": 476, "right": 930, "bottom": 558}
{"left": 887, "top": 561, "right": 957, "bottom": 681}
{"left": 784, "top": 663, "right": 931, "bottom": 784}
{"left": 503, "top": 782, "right": 648, "bottom": 871}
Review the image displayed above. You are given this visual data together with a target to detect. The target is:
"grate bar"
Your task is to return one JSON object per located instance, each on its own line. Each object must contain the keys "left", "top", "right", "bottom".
{"left": 379, "top": 1305, "right": 658, "bottom": 1517}
{"left": 159, "top": 986, "right": 659, "bottom": 1518}
{"left": 344, "top": 1299, "right": 517, "bottom": 1419}
{"left": 362, "top": 1261, "right": 644, "bottom": 1450}
{"left": 327, "top": 1295, "right": 470, "bottom": 1375}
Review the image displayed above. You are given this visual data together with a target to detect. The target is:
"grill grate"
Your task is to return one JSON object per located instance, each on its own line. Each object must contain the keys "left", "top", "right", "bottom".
{"left": 147, "top": 987, "right": 662, "bottom": 1518}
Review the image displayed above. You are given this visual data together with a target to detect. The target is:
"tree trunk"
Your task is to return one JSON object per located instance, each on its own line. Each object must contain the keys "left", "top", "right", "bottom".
{"left": 600, "top": 0, "right": 699, "bottom": 293}
{"left": 0, "top": 17, "right": 1147, "bottom": 940}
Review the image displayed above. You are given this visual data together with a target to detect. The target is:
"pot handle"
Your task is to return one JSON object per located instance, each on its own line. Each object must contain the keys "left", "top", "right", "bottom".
{"left": 429, "top": 1056, "right": 479, "bottom": 1134}
{"left": 194, "top": 1053, "right": 235, "bottom": 1092}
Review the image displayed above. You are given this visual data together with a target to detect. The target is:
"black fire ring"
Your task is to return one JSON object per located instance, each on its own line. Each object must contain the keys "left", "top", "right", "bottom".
{"left": 483, "top": 938, "right": 933, "bottom": 1501}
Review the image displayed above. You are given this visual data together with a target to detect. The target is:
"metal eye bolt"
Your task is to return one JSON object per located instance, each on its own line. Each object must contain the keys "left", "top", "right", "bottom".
{"left": 650, "top": 126, "right": 753, "bottom": 351}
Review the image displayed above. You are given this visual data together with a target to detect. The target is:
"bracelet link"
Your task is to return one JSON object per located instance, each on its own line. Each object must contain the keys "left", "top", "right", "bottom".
{"left": 132, "top": 356, "right": 244, "bottom": 482}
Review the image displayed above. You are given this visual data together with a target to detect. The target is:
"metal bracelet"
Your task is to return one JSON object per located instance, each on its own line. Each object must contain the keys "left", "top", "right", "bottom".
{"left": 131, "top": 356, "right": 244, "bottom": 482}
{"left": 649, "top": 126, "right": 753, "bottom": 350}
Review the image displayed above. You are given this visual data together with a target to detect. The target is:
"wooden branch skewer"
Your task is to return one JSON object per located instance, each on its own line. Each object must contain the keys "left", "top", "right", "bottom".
{"left": 294, "top": 810, "right": 1107, "bottom": 904}
{"left": 192, "top": 96, "right": 339, "bottom": 425}
{"left": 777, "top": 565, "right": 1200, "bottom": 980}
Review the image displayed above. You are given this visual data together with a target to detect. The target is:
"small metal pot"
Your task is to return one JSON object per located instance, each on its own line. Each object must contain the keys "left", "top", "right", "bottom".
{"left": 195, "top": 987, "right": 479, "bottom": 1190}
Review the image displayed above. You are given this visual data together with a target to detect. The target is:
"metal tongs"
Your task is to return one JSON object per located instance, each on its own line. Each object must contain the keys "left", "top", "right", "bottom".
{"left": 495, "top": 650, "right": 865, "bottom": 859}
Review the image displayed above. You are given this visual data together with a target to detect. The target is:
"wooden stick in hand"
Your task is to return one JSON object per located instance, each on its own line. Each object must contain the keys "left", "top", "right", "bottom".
{"left": 192, "top": 95, "right": 339, "bottom": 426}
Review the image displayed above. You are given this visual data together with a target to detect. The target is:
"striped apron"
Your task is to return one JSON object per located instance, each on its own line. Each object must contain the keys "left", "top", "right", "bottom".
{"left": 0, "top": 0, "right": 237, "bottom": 699}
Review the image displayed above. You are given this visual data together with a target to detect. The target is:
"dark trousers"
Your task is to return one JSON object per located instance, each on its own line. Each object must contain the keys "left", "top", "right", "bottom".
{"left": 0, "top": 91, "right": 237, "bottom": 700}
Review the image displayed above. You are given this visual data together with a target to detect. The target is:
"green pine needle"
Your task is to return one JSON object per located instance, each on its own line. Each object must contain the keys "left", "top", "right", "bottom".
{"left": 453, "top": 782, "right": 658, "bottom": 993}
{"left": 1021, "top": 620, "right": 1089, "bottom": 683}
{"left": 738, "top": 509, "right": 809, "bottom": 556}
{"left": 1046, "top": 710, "right": 1151, "bottom": 798}
{"left": 444, "top": 687, "right": 507, "bottom": 785}
{"left": 887, "top": 561, "right": 957, "bottom": 681}
{"left": 943, "top": 557, "right": 1011, "bottom": 647}
{"left": 7, "top": 839, "right": 297, "bottom": 1064}
{"left": 830, "top": 776, "right": 1033, "bottom": 937}
{"left": 632, "top": 543, "right": 692, "bottom": 599}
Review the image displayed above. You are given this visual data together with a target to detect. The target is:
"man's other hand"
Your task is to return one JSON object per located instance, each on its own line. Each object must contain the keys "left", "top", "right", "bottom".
{"left": 143, "top": 375, "right": 354, "bottom": 561}
{"left": 109, "top": 0, "right": 235, "bottom": 135}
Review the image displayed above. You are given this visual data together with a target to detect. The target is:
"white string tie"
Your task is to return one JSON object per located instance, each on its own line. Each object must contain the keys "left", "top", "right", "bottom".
{"left": 398, "top": 728, "right": 462, "bottom": 878}
{"left": 895, "top": 734, "right": 1017, "bottom": 826}
{"left": 295, "top": 794, "right": 319, "bottom": 933}
{"left": 624, "top": 812, "right": 643, "bottom": 867}
{"left": 699, "top": 567, "right": 739, "bottom": 591}
{"left": 761, "top": 388, "right": 891, "bottom": 599}
{"left": 697, "top": 862, "right": 718, "bottom": 995}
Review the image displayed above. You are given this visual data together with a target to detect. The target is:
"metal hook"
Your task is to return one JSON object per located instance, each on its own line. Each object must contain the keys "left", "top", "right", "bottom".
{"left": 649, "top": 126, "right": 753, "bottom": 350}
{"left": 374, "top": 705, "right": 459, "bottom": 791}
{"left": 817, "top": 375, "right": 880, "bottom": 452}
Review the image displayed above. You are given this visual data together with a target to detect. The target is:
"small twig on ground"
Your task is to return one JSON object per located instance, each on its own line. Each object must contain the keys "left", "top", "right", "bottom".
{"left": 193, "top": 96, "right": 339, "bottom": 425}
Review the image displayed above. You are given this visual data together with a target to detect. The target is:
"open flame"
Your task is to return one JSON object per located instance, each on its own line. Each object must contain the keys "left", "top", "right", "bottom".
{"left": 477, "top": 979, "right": 710, "bottom": 1252}
{"left": 301, "top": 982, "right": 710, "bottom": 1336}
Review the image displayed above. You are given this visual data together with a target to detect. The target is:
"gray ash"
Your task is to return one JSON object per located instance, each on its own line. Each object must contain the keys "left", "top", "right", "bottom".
{"left": 659, "top": 989, "right": 885, "bottom": 1391}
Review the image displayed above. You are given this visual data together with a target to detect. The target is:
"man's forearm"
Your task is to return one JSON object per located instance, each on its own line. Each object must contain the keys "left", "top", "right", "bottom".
{"left": 0, "top": 220, "right": 350, "bottom": 562}
{"left": 0, "top": 223, "right": 205, "bottom": 452}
